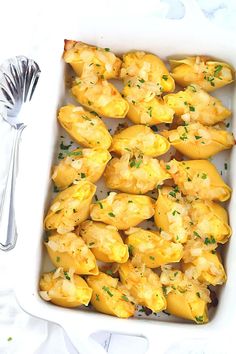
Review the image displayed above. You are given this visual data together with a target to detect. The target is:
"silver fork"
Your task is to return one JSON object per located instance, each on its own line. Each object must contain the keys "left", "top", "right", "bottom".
{"left": 0, "top": 56, "right": 40, "bottom": 251}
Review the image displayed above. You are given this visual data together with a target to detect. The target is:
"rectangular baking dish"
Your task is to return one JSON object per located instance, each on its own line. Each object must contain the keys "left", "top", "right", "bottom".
{"left": 14, "top": 1, "right": 236, "bottom": 353}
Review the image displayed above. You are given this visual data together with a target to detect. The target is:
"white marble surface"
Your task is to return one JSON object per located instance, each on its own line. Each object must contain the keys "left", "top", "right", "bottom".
{"left": 0, "top": 1, "right": 235, "bottom": 353}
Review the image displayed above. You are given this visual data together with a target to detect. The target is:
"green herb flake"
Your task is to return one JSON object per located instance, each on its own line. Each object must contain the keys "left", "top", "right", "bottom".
{"left": 102, "top": 286, "right": 113, "bottom": 297}
{"left": 106, "top": 270, "right": 113, "bottom": 276}
{"left": 139, "top": 78, "right": 145, "bottom": 83}
{"left": 161, "top": 286, "right": 167, "bottom": 297}
{"left": 60, "top": 142, "right": 72, "bottom": 150}
{"left": 67, "top": 150, "right": 82, "bottom": 157}
{"left": 7, "top": 337, "right": 12, "bottom": 342}
{"left": 95, "top": 294, "right": 100, "bottom": 301}
{"left": 88, "top": 100, "right": 93, "bottom": 106}
{"left": 172, "top": 210, "right": 180, "bottom": 216}
{"left": 174, "top": 271, "right": 178, "bottom": 277}
{"left": 89, "top": 242, "right": 95, "bottom": 247}
{"left": 193, "top": 231, "right": 201, "bottom": 238}
{"left": 104, "top": 48, "right": 110, "bottom": 52}
{"left": 64, "top": 272, "right": 71, "bottom": 280}
{"left": 97, "top": 202, "right": 103, "bottom": 209}
{"left": 108, "top": 212, "right": 115, "bottom": 217}
{"left": 195, "top": 135, "right": 202, "bottom": 140}
{"left": 147, "top": 106, "right": 153, "bottom": 117}
{"left": 128, "top": 200, "right": 133, "bottom": 203}
{"left": 204, "top": 236, "right": 216, "bottom": 245}
{"left": 196, "top": 292, "right": 201, "bottom": 298}
{"left": 125, "top": 147, "right": 131, "bottom": 152}
{"left": 201, "top": 173, "right": 207, "bottom": 179}
{"left": 169, "top": 191, "right": 176, "bottom": 198}
{"left": 56, "top": 256, "right": 60, "bottom": 263}
{"left": 189, "top": 106, "right": 195, "bottom": 112}
{"left": 214, "top": 65, "right": 223, "bottom": 77}
{"left": 121, "top": 295, "right": 129, "bottom": 302}
{"left": 195, "top": 315, "right": 204, "bottom": 323}
{"left": 162, "top": 75, "right": 168, "bottom": 81}
{"left": 149, "top": 256, "right": 155, "bottom": 260}
{"left": 189, "top": 84, "right": 197, "bottom": 92}
{"left": 128, "top": 244, "right": 134, "bottom": 256}
{"left": 166, "top": 164, "right": 171, "bottom": 170}
{"left": 224, "top": 163, "right": 228, "bottom": 170}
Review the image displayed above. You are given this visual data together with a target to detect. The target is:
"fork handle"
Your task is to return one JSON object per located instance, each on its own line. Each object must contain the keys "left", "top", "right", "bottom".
{"left": 0, "top": 126, "right": 24, "bottom": 251}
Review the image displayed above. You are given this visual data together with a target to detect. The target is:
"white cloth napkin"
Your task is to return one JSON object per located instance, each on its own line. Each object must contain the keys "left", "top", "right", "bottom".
{"left": 0, "top": 1, "right": 235, "bottom": 353}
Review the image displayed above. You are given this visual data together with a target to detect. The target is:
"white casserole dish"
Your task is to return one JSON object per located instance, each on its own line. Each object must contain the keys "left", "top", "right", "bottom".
{"left": 14, "top": 1, "right": 236, "bottom": 353}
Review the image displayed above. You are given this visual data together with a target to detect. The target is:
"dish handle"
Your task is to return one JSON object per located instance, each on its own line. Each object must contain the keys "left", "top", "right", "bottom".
{"left": 63, "top": 321, "right": 107, "bottom": 354}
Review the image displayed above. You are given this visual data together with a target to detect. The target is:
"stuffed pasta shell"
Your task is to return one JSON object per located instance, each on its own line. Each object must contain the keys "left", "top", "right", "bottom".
{"left": 44, "top": 181, "right": 96, "bottom": 233}
{"left": 90, "top": 192, "right": 155, "bottom": 230}
{"left": 161, "top": 123, "right": 234, "bottom": 159}
{"left": 119, "top": 261, "right": 166, "bottom": 313}
{"left": 110, "top": 125, "right": 170, "bottom": 157}
{"left": 58, "top": 105, "right": 112, "bottom": 149}
{"left": 104, "top": 153, "right": 170, "bottom": 194}
{"left": 164, "top": 159, "right": 231, "bottom": 202}
{"left": 160, "top": 268, "right": 210, "bottom": 323}
{"left": 189, "top": 200, "right": 231, "bottom": 244}
{"left": 122, "top": 85, "right": 174, "bottom": 125}
{"left": 79, "top": 221, "right": 129, "bottom": 263}
{"left": 71, "top": 78, "right": 129, "bottom": 118}
{"left": 182, "top": 239, "right": 226, "bottom": 286}
{"left": 154, "top": 186, "right": 192, "bottom": 243}
{"left": 121, "top": 51, "right": 175, "bottom": 92}
{"left": 39, "top": 267, "right": 92, "bottom": 308}
{"left": 164, "top": 84, "right": 231, "bottom": 125}
{"left": 170, "top": 56, "right": 234, "bottom": 91}
{"left": 52, "top": 148, "right": 111, "bottom": 190}
{"left": 63, "top": 40, "right": 122, "bottom": 79}
{"left": 125, "top": 228, "right": 183, "bottom": 267}
{"left": 45, "top": 232, "right": 98, "bottom": 275}
{"left": 87, "top": 272, "right": 135, "bottom": 318}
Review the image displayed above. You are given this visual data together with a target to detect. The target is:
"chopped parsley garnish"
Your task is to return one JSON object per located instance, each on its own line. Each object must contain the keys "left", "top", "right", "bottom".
{"left": 224, "top": 163, "right": 228, "bottom": 170}
{"left": 95, "top": 294, "right": 100, "bottom": 301}
{"left": 102, "top": 286, "right": 113, "bottom": 297}
{"left": 60, "top": 142, "right": 71, "bottom": 150}
{"left": 189, "top": 106, "right": 195, "bottom": 112}
{"left": 169, "top": 191, "right": 177, "bottom": 198}
{"left": 195, "top": 316, "right": 204, "bottom": 323}
{"left": 124, "top": 147, "right": 131, "bottom": 152}
{"left": 196, "top": 292, "right": 201, "bottom": 298}
{"left": 121, "top": 295, "right": 129, "bottom": 302}
{"left": 104, "top": 48, "right": 110, "bottom": 52}
{"left": 88, "top": 100, "right": 93, "bottom": 106}
{"left": 128, "top": 244, "right": 134, "bottom": 256}
{"left": 128, "top": 200, "right": 133, "bottom": 203}
{"left": 97, "top": 202, "right": 103, "bottom": 209}
{"left": 129, "top": 158, "right": 142, "bottom": 168}
{"left": 193, "top": 231, "right": 201, "bottom": 238}
{"left": 81, "top": 115, "right": 91, "bottom": 121}
{"left": 7, "top": 337, "right": 12, "bottom": 342}
{"left": 180, "top": 133, "right": 188, "bottom": 141}
{"left": 108, "top": 212, "right": 115, "bottom": 217}
{"left": 132, "top": 100, "right": 136, "bottom": 104}
{"left": 166, "top": 164, "right": 171, "bottom": 170}
{"left": 204, "top": 236, "right": 216, "bottom": 245}
{"left": 189, "top": 84, "right": 197, "bottom": 92}
{"left": 90, "top": 111, "right": 99, "bottom": 116}
{"left": 162, "top": 285, "right": 167, "bottom": 296}
{"left": 67, "top": 150, "right": 82, "bottom": 156}
{"left": 64, "top": 272, "right": 71, "bottom": 280}
{"left": 147, "top": 106, "right": 153, "bottom": 117}
{"left": 139, "top": 78, "right": 145, "bottom": 83}
{"left": 106, "top": 270, "right": 113, "bottom": 276}
{"left": 195, "top": 135, "right": 202, "bottom": 140}
{"left": 80, "top": 173, "right": 86, "bottom": 178}
{"left": 56, "top": 256, "right": 60, "bottom": 263}
{"left": 201, "top": 173, "right": 207, "bottom": 179}
{"left": 54, "top": 186, "right": 60, "bottom": 193}
{"left": 149, "top": 256, "right": 155, "bottom": 260}
{"left": 174, "top": 271, "right": 178, "bottom": 277}
{"left": 172, "top": 210, "right": 180, "bottom": 216}
{"left": 89, "top": 242, "right": 95, "bottom": 247}
{"left": 162, "top": 75, "right": 168, "bottom": 81}
{"left": 205, "top": 76, "right": 215, "bottom": 86}
{"left": 214, "top": 65, "right": 223, "bottom": 77}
